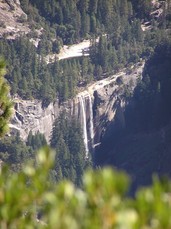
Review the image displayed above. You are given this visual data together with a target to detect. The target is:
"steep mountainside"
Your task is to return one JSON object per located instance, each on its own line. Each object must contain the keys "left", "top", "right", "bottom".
{"left": 10, "top": 62, "right": 143, "bottom": 143}
{"left": 0, "top": 0, "right": 171, "bottom": 189}
{"left": 0, "top": 0, "right": 169, "bottom": 105}
{"left": 94, "top": 42, "right": 171, "bottom": 193}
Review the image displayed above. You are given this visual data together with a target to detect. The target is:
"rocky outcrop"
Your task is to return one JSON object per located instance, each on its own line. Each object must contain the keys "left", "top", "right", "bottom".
{"left": 91, "top": 63, "right": 143, "bottom": 146}
{"left": 10, "top": 96, "right": 81, "bottom": 142}
{"left": 10, "top": 99, "right": 59, "bottom": 141}
{"left": 10, "top": 62, "right": 144, "bottom": 145}
{"left": 0, "top": 0, "right": 29, "bottom": 39}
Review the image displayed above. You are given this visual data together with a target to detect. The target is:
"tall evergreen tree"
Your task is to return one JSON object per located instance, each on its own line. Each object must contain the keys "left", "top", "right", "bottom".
{"left": 0, "top": 59, "right": 13, "bottom": 138}
{"left": 50, "top": 113, "right": 89, "bottom": 185}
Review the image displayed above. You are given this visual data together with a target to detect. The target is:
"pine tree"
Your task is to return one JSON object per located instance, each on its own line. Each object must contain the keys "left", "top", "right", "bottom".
{"left": 0, "top": 58, "right": 13, "bottom": 138}
{"left": 90, "top": 14, "right": 97, "bottom": 34}
{"left": 50, "top": 113, "right": 88, "bottom": 185}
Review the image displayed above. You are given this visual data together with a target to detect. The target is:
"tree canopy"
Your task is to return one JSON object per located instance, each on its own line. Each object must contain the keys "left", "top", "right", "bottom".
{"left": 0, "top": 148, "right": 171, "bottom": 229}
{"left": 50, "top": 113, "right": 91, "bottom": 186}
{"left": 0, "top": 58, "right": 13, "bottom": 137}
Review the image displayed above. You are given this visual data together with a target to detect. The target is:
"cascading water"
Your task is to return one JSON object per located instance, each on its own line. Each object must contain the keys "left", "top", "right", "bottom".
{"left": 79, "top": 95, "right": 89, "bottom": 158}
{"left": 78, "top": 92, "right": 94, "bottom": 158}
{"left": 88, "top": 93, "right": 94, "bottom": 143}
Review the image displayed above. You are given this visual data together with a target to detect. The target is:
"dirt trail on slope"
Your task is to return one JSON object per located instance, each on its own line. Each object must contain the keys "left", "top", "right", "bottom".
{"left": 45, "top": 38, "right": 99, "bottom": 63}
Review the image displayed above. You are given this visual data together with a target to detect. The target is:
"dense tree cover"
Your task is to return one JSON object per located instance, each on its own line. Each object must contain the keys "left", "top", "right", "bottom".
{"left": 0, "top": 118, "right": 89, "bottom": 186}
{"left": 24, "top": 0, "right": 169, "bottom": 41}
{"left": 0, "top": 37, "right": 57, "bottom": 104}
{"left": 50, "top": 113, "right": 91, "bottom": 185}
{"left": 0, "top": 0, "right": 170, "bottom": 105}
{"left": 0, "top": 37, "right": 91, "bottom": 104}
{"left": 21, "top": 0, "right": 134, "bottom": 43}
{"left": 0, "top": 28, "right": 164, "bottom": 105}
{"left": 0, "top": 131, "right": 47, "bottom": 171}
{"left": 0, "top": 133, "right": 32, "bottom": 171}
{"left": 89, "top": 21, "right": 144, "bottom": 74}
{"left": 1, "top": 2, "right": 171, "bottom": 225}
{"left": 27, "top": 131, "right": 47, "bottom": 151}
{"left": 130, "top": 0, "right": 152, "bottom": 19}
{"left": 0, "top": 58, "right": 13, "bottom": 137}
{"left": 1, "top": 148, "right": 171, "bottom": 229}
{"left": 0, "top": 59, "right": 88, "bottom": 185}
{"left": 0, "top": 36, "right": 101, "bottom": 104}
{"left": 89, "top": 0, "right": 171, "bottom": 74}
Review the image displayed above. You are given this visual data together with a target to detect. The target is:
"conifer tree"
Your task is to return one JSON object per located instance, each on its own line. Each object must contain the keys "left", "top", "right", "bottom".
{"left": 0, "top": 58, "right": 13, "bottom": 138}
{"left": 50, "top": 113, "right": 88, "bottom": 185}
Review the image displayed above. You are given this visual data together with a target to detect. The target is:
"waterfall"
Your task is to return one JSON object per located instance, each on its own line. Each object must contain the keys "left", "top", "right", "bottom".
{"left": 79, "top": 95, "right": 89, "bottom": 158}
{"left": 88, "top": 93, "right": 94, "bottom": 143}
{"left": 78, "top": 92, "right": 94, "bottom": 158}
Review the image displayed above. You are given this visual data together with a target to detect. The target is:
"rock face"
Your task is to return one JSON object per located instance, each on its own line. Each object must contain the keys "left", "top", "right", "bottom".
{"left": 10, "top": 99, "right": 59, "bottom": 141}
{"left": 10, "top": 97, "right": 80, "bottom": 141}
{"left": 91, "top": 63, "right": 143, "bottom": 146}
{"left": 0, "top": 0, "right": 29, "bottom": 39}
{"left": 10, "top": 63, "right": 144, "bottom": 146}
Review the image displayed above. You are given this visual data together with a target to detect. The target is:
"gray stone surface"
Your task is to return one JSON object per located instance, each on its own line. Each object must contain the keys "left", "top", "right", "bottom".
{"left": 10, "top": 63, "right": 144, "bottom": 143}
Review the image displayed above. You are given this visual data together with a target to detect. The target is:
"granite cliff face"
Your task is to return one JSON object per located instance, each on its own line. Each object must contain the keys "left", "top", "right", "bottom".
{"left": 0, "top": 0, "right": 30, "bottom": 39}
{"left": 10, "top": 63, "right": 144, "bottom": 146}
{"left": 10, "top": 97, "right": 81, "bottom": 142}
{"left": 91, "top": 63, "right": 143, "bottom": 146}
{"left": 10, "top": 99, "right": 59, "bottom": 141}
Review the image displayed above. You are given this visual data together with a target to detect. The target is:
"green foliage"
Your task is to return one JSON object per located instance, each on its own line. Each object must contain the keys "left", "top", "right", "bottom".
{"left": 27, "top": 131, "right": 47, "bottom": 151}
{"left": 0, "top": 114, "right": 88, "bottom": 185}
{"left": 0, "top": 37, "right": 94, "bottom": 103}
{"left": 130, "top": 0, "right": 152, "bottom": 19}
{"left": 0, "top": 147, "right": 55, "bottom": 229}
{"left": 0, "top": 58, "right": 13, "bottom": 138}
{"left": 0, "top": 131, "right": 47, "bottom": 172}
{"left": 50, "top": 113, "right": 90, "bottom": 185}
{"left": 0, "top": 133, "right": 33, "bottom": 171}
{"left": 1, "top": 147, "right": 171, "bottom": 228}
{"left": 1, "top": 0, "right": 170, "bottom": 104}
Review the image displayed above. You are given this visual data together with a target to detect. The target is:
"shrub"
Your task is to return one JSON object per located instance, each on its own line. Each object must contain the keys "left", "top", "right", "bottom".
{"left": 0, "top": 147, "right": 171, "bottom": 228}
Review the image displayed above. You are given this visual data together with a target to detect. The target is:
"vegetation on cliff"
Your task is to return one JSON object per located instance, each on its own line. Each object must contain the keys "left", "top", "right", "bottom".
{"left": 95, "top": 40, "right": 171, "bottom": 192}
{"left": 1, "top": 0, "right": 170, "bottom": 104}
{"left": 0, "top": 115, "right": 88, "bottom": 185}
{"left": 0, "top": 1, "right": 171, "bottom": 227}
{"left": 50, "top": 113, "right": 90, "bottom": 185}
{"left": 0, "top": 58, "right": 13, "bottom": 137}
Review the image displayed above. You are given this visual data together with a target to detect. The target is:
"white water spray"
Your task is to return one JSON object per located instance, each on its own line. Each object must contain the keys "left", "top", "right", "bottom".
{"left": 79, "top": 95, "right": 89, "bottom": 157}
{"left": 78, "top": 92, "right": 94, "bottom": 158}
{"left": 88, "top": 93, "right": 94, "bottom": 143}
